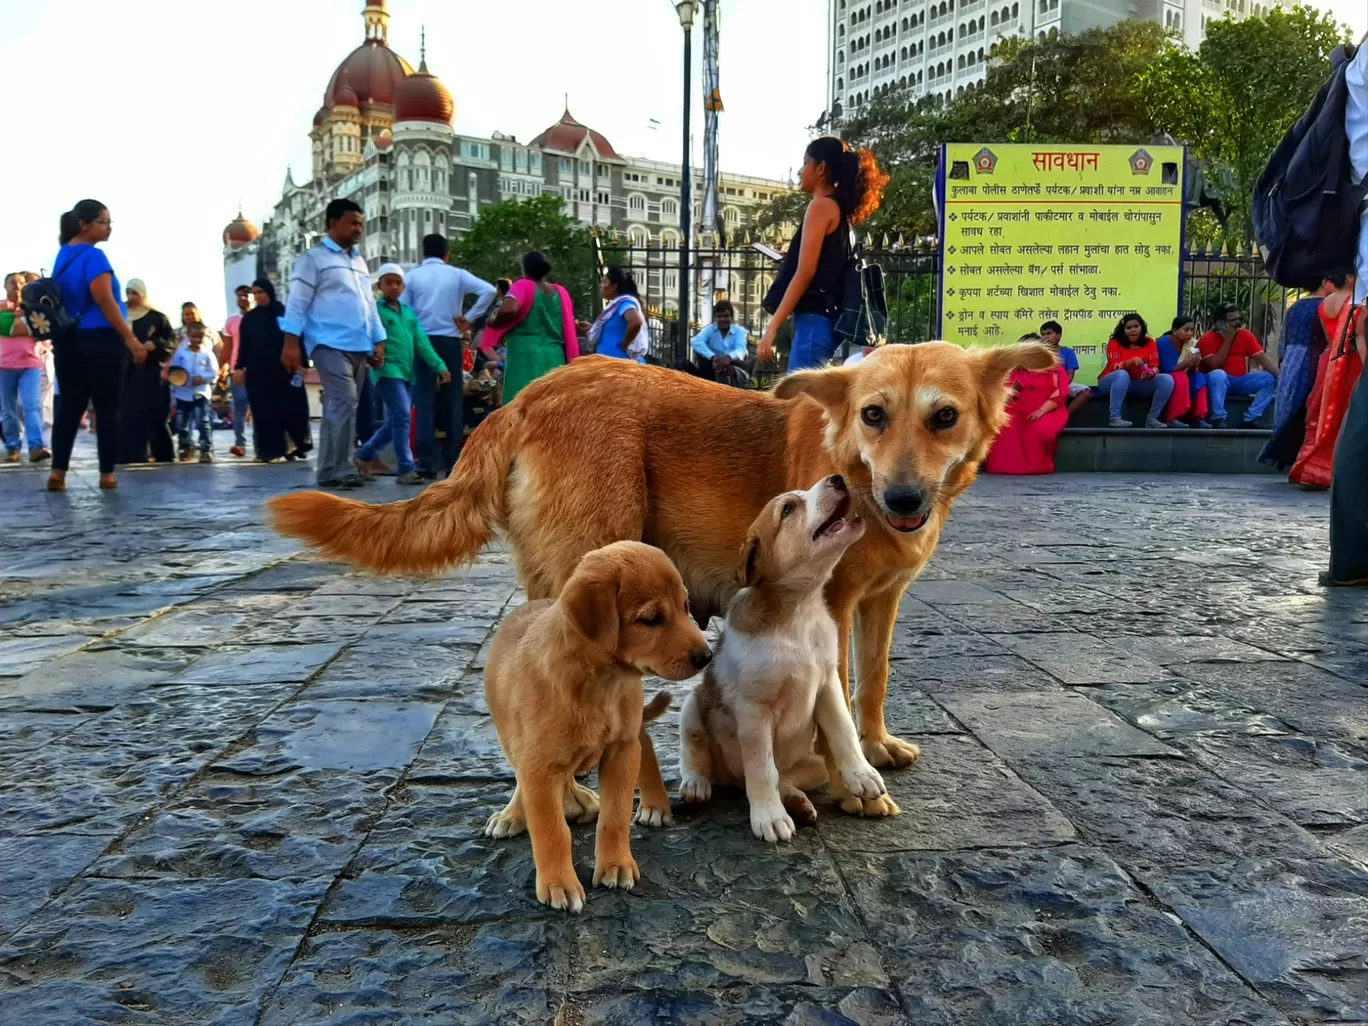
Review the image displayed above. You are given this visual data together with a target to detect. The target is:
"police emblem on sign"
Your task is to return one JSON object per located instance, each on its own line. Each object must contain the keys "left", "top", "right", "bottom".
{"left": 1129, "top": 148, "right": 1154, "bottom": 175}
{"left": 973, "top": 147, "right": 998, "bottom": 174}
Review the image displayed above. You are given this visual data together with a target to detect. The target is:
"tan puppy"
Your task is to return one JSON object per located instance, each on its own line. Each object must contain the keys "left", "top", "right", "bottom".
{"left": 482, "top": 541, "right": 711, "bottom": 913}
{"left": 678, "top": 477, "right": 888, "bottom": 842}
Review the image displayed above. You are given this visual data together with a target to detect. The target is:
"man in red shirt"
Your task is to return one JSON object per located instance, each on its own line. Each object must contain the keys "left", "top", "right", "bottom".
{"left": 1197, "top": 303, "right": 1279, "bottom": 427}
{"left": 221, "top": 286, "right": 252, "bottom": 457}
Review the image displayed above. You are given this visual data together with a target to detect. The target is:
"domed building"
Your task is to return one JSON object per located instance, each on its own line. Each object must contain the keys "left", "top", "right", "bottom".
{"left": 221, "top": 210, "right": 260, "bottom": 319}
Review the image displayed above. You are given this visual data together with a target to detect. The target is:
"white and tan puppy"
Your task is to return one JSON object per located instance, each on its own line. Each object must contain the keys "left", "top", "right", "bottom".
{"left": 677, "top": 476, "right": 889, "bottom": 842}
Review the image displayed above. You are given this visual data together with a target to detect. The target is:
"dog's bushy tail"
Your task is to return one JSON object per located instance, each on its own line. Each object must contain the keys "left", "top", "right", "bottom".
{"left": 642, "top": 690, "right": 672, "bottom": 723}
{"left": 267, "top": 403, "right": 523, "bottom": 574}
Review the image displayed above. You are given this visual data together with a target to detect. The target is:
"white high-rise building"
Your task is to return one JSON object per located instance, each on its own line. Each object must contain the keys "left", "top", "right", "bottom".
{"left": 826, "top": 0, "right": 1285, "bottom": 112}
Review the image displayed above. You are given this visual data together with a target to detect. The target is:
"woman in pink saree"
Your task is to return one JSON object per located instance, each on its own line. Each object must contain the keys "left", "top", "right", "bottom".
{"left": 984, "top": 344, "right": 1072, "bottom": 475}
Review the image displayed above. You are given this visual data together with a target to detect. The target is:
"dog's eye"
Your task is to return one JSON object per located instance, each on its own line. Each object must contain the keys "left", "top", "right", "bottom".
{"left": 780, "top": 501, "right": 797, "bottom": 519}
{"left": 637, "top": 613, "right": 663, "bottom": 627}
{"left": 861, "top": 405, "right": 886, "bottom": 428}
{"left": 932, "top": 406, "right": 958, "bottom": 429}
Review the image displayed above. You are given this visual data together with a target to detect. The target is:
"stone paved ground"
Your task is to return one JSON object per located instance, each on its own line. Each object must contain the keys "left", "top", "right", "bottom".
{"left": 2, "top": 441, "right": 1367, "bottom": 1026}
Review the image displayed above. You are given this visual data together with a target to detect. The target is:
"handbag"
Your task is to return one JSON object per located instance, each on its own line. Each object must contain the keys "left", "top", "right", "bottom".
{"left": 832, "top": 229, "right": 887, "bottom": 349}
{"left": 19, "top": 249, "right": 91, "bottom": 344}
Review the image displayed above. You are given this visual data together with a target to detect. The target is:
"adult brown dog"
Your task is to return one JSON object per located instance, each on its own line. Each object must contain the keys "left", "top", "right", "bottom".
{"left": 270, "top": 342, "right": 1053, "bottom": 808}
{"left": 482, "top": 541, "right": 711, "bottom": 912}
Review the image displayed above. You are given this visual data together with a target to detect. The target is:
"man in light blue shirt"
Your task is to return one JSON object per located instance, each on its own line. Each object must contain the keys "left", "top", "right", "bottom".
{"left": 280, "top": 198, "right": 386, "bottom": 488}
{"left": 402, "top": 233, "right": 497, "bottom": 479}
{"left": 690, "top": 300, "right": 752, "bottom": 388}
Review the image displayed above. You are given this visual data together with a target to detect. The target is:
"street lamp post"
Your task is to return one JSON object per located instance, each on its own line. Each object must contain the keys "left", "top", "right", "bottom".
{"left": 675, "top": 0, "right": 698, "bottom": 364}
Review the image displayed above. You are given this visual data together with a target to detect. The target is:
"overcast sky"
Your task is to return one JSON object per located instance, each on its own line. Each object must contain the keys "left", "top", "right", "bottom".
{"left": 3, "top": 0, "right": 1363, "bottom": 326}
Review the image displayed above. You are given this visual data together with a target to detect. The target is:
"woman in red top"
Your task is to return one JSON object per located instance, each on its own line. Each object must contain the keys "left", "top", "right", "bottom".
{"left": 984, "top": 334, "right": 1073, "bottom": 475}
{"left": 1289, "top": 271, "right": 1365, "bottom": 490}
{"left": 1097, "top": 313, "right": 1177, "bottom": 428}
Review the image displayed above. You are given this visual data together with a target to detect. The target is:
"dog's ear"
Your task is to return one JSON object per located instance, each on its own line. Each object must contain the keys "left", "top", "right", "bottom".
{"left": 737, "top": 531, "right": 762, "bottom": 587}
{"left": 974, "top": 341, "right": 1057, "bottom": 382}
{"left": 561, "top": 568, "right": 620, "bottom": 654}
{"left": 773, "top": 366, "right": 853, "bottom": 410}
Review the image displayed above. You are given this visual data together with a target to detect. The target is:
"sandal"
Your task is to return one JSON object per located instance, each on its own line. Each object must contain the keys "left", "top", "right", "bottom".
{"left": 46, "top": 473, "right": 66, "bottom": 492}
{"left": 99, "top": 474, "right": 118, "bottom": 490}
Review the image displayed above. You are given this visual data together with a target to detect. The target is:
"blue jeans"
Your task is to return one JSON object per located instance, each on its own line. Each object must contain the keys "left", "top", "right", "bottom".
{"left": 174, "top": 396, "right": 212, "bottom": 454}
{"left": 231, "top": 382, "right": 249, "bottom": 447}
{"left": 787, "top": 313, "right": 836, "bottom": 372}
{"left": 1098, "top": 370, "right": 1175, "bottom": 421}
{"left": 414, "top": 335, "right": 465, "bottom": 476}
{"left": 356, "top": 376, "right": 414, "bottom": 474}
{"left": 1207, "top": 369, "right": 1276, "bottom": 422}
{"left": 0, "top": 367, "right": 45, "bottom": 453}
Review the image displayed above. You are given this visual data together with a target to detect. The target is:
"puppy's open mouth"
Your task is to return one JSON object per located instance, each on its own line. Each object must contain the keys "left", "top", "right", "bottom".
{"left": 885, "top": 512, "right": 928, "bottom": 533}
{"left": 814, "top": 493, "right": 860, "bottom": 539}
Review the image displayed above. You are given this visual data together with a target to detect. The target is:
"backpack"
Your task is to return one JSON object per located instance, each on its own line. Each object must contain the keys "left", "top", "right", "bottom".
{"left": 1253, "top": 44, "right": 1366, "bottom": 291}
{"left": 832, "top": 230, "right": 887, "bottom": 352}
{"left": 19, "top": 249, "right": 90, "bottom": 344}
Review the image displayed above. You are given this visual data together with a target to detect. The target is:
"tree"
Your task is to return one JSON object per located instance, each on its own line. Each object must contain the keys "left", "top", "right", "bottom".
{"left": 751, "top": 190, "right": 808, "bottom": 241}
{"left": 1136, "top": 4, "right": 1351, "bottom": 242}
{"left": 447, "top": 195, "right": 598, "bottom": 313}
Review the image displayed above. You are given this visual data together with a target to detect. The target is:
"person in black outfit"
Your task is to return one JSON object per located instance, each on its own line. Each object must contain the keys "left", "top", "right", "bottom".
{"left": 237, "top": 279, "right": 312, "bottom": 462}
{"left": 117, "top": 278, "right": 175, "bottom": 464}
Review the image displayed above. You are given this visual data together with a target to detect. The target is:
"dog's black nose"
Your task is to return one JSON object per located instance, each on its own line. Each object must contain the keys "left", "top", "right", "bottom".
{"left": 690, "top": 647, "right": 713, "bottom": 671}
{"left": 883, "top": 485, "right": 925, "bottom": 515}
{"left": 827, "top": 474, "right": 846, "bottom": 492}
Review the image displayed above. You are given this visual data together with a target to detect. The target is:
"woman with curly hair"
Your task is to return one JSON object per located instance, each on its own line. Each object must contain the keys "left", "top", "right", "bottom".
{"left": 758, "top": 137, "right": 888, "bottom": 371}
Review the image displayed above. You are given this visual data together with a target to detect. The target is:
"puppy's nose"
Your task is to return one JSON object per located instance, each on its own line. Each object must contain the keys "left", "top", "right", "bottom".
{"left": 827, "top": 474, "right": 847, "bottom": 492}
{"left": 690, "top": 647, "right": 713, "bottom": 671}
{"left": 883, "top": 484, "right": 925, "bottom": 515}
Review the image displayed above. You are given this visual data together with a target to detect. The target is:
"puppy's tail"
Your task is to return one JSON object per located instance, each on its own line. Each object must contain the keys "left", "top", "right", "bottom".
{"left": 267, "top": 402, "right": 524, "bottom": 574}
{"left": 642, "top": 690, "right": 672, "bottom": 724}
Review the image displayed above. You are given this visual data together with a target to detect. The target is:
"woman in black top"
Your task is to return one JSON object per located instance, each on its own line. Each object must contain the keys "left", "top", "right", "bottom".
{"left": 116, "top": 279, "right": 175, "bottom": 464}
{"left": 758, "top": 137, "right": 888, "bottom": 371}
{"left": 237, "top": 279, "right": 311, "bottom": 462}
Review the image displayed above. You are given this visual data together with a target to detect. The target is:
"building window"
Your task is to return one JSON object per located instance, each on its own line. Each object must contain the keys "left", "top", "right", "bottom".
{"left": 578, "top": 160, "right": 591, "bottom": 174}
{"left": 577, "top": 189, "right": 591, "bottom": 202}
{"left": 661, "top": 198, "right": 678, "bottom": 216}
{"left": 596, "top": 190, "right": 611, "bottom": 205}
{"left": 629, "top": 194, "right": 646, "bottom": 212}
{"left": 559, "top": 157, "right": 573, "bottom": 173}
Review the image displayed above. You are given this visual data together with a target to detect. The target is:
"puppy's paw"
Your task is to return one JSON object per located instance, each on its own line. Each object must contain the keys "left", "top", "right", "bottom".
{"left": 564, "top": 781, "right": 600, "bottom": 824}
{"left": 484, "top": 809, "right": 527, "bottom": 839}
{"left": 749, "top": 801, "right": 796, "bottom": 843}
{"left": 634, "top": 802, "right": 673, "bottom": 828}
{"left": 536, "top": 869, "right": 586, "bottom": 913}
{"left": 781, "top": 790, "right": 818, "bottom": 825}
{"left": 840, "top": 761, "right": 887, "bottom": 800}
{"left": 862, "top": 734, "right": 921, "bottom": 769}
{"left": 838, "top": 792, "right": 902, "bottom": 818}
{"left": 678, "top": 773, "right": 713, "bottom": 804}
{"left": 592, "top": 852, "right": 640, "bottom": 889}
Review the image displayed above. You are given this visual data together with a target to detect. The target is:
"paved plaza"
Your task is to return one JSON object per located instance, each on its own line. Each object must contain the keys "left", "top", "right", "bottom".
{"left": 1, "top": 440, "right": 1366, "bottom": 1025}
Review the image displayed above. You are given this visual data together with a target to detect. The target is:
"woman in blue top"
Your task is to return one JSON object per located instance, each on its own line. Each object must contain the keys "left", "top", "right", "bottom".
{"left": 1156, "top": 315, "right": 1211, "bottom": 427}
{"left": 46, "top": 199, "right": 149, "bottom": 491}
{"left": 584, "top": 266, "right": 647, "bottom": 362}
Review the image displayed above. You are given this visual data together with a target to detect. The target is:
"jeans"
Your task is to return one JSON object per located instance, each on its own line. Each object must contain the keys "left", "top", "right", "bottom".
{"left": 0, "top": 367, "right": 45, "bottom": 453}
{"left": 231, "top": 382, "right": 249, "bottom": 447}
{"left": 355, "top": 376, "right": 415, "bottom": 474}
{"left": 356, "top": 372, "right": 376, "bottom": 447}
{"left": 414, "top": 334, "right": 464, "bottom": 476}
{"left": 1099, "top": 370, "right": 1175, "bottom": 421}
{"left": 1207, "top": 369, "right": 1277, "bottom": 422}
{"left": 51, "top": 329, "right": 128, "bottom": 474}
{"left": 311, "top": 344, "right": 369, "bottom": 484}
{"left": 174, "top": 396, "right": 212, "bottom": 454}
{"left": 787, "top": 312, "right": 836, "bottom": 372}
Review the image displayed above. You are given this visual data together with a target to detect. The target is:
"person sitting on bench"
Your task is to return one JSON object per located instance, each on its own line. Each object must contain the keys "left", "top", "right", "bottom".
{"left": 690, "top": 300, "right": 752, "bottom": 387}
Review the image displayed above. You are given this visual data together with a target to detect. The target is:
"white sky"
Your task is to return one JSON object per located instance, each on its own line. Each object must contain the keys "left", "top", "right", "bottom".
{"left": 4, "top": 0, "right": 1363, "bottom": 326}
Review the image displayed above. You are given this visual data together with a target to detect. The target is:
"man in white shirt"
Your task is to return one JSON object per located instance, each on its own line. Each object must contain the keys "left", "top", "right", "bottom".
{"left": 403, "top": 233, "right": 496, "bottom": 479}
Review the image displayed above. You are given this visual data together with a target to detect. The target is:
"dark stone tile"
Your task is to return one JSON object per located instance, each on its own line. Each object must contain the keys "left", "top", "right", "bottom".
{"left": 161, "top": 642, "right": 346, "bottom": 686}
{"left": 406, "top": 710, "right": 511, "bottom": 783}
{"left": 0, "top": 875, "right": 328, "bottom": 1026}
{"left": 0, "top": 710, "right": 97, "bottom": 767}
{"left": 891, "top": 655, "right": 1064, "bottom": 694}
{"left": 235, "top": 616, "right": 375, "bottom": 646}
{"left": 116, "top": 607, "right": 255, "bottom": 648}
{"left": 847, "top": 847, "right": 1289, "bottom": 1026}
{"left": 306, "top": 642, "right": 478, "bottom": 703}
{"left": 568, "top": 987, "right": 909, "bottom": 1026}
{"left": 1146, "top": 858, "right": 1368, "bottom": 1023}
{"left": 0, "top": 647, "right": 194, "bottom": 712}
{"left": 289, "top": 593, "right": 403, "bottom": 618}
{"left": 0, "top": 833, "right": 111, "bottom": 940}
{"left": 382, "top": 599, "right": 511, "bottom": 624}
{"left": 223, "top": 561, "right": 348, "bottom": 592}
{"left": 1184, "top": 661, "right": 1368, "bottom": 745}
{"left": 936, "top": 691, "right": 1179, "bottom": 760}
{"left": 1105, "top": 634, "right": 1291, "bottom": 666}
{"left": 0, "top": 634, "right": 97, "bottom": 677}
{"left": 995, "top": 632, "right": 1174, "bottom": 685}
{"left": 1089, "top": 680, "right": 1295, "bottom": 739}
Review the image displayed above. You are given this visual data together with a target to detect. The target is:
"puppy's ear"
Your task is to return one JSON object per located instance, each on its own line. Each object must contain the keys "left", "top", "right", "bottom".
{"left": 773, "top": 366, "right": 853, "bottom": 410}
{"left": 974, "top": 341, "right": 1057, "bottom": 381}
{"left": 737, "top": 531, "right": 762, "bottom": 588}
{"left": 562, "top": 570, "right": 620, "bottom": 653}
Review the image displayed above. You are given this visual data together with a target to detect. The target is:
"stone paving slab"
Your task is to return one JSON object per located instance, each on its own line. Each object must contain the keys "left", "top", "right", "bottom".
{"left": 3, "top": 452, "right": 1367, "bottom": 1023}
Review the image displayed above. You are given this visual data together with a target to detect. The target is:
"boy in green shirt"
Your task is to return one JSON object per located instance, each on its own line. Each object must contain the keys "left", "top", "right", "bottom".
{"left": 355, "top": 263, "right": 450, "bottom": 485}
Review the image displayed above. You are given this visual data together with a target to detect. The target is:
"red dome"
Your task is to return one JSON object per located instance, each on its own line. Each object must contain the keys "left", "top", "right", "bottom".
{"left": 223, "top": 214, "right": 259, "bottom": 249}
{"left": 394, "top": 59, "right": 454, "bottom": 125}
{"left": 312, "top": 106, "right": 327, "bottom": 127}
{"left": 530, "top": 108, "right": 618, "bottom": 159}
{"left": 323, "top": 40, "right": 412, "bottom": 112}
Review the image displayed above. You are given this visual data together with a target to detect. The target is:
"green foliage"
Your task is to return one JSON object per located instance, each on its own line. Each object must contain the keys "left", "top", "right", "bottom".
{"left": 448, "top": 195, "right": 599, "bottom": 313}
{"left": 750, "top": 190, "right": 808, "bottom": 241}
{"left": 1136, "top": 4, "right": 1350, "bottom": 241}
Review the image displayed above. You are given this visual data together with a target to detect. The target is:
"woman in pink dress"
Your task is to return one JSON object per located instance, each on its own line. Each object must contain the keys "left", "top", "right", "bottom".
{"left": 984, "top": 337, "right": 1072, "bottom": 475}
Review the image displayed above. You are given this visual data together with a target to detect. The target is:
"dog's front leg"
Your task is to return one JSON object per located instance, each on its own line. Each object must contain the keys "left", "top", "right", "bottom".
{"left": 854, "top": 585, "right": 921, "bottom": 769}
{"left": 815, "top": 672, "right": 899, "bottom": 818}
{"left": 818, "top": 600, "right": 858, "bottom": 807}
{"left": 634, "top": 728, "right": 674, "bottom": 827}
{"left": 593, "top": 739, "right": 642, "bottom": 889}
{"left": 521, "top": 769, "right": 585, "bottom": 913}
{"left": 737, "top": 710, "right": 794, "bottom": 843}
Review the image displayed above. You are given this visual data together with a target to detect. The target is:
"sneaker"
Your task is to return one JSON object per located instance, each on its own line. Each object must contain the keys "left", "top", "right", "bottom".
{"left": 1144, "top": 418, "right": 1168, "bottom": 429}
{"left": 179, "top": 450, "right": 195, "bottom": 462}
{"left": 353, "top": 457, "right": 376, "bottom": 482}
{"left": 1193, "top": 419, "right": 1212, "bottom": 429}
{"left": 1163, "top": 420, "right": 1190, "bottom": 429}
{"left": 229, "top": 446, "right": 246, "bottom": 457}
{"left": 316, "top": 477, "right": 345, "bottom": 488}
{"left": 417, "top": 467, "right": 439, "bottom": 481}
{"left": 199, "top": 452, "right": 214, "bottom": 464}
{"left": 339, "top": 475, "right": 366, "bottom": 489}
{"left": 396, "top": 470, "right": 425, "bottom": 485}
{"left": 1108, "top": 417, "right": 1133, "bottom": 427}
{"left": 4, "top": 450, "right": 19, "bottom": 463}
{"left": 1211, "top": 418, "right": 1228, "bottom": 429}
{"left": 29, "top": 448, "right": 51, "bottom": 462}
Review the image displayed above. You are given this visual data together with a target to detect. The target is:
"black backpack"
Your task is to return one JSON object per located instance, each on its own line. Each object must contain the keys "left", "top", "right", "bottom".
{"left": 1253, "top": 44, "right": 1366, "bottom": 291}
{"left": 19, "top": 249, "right": 90, "bottom": 344}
